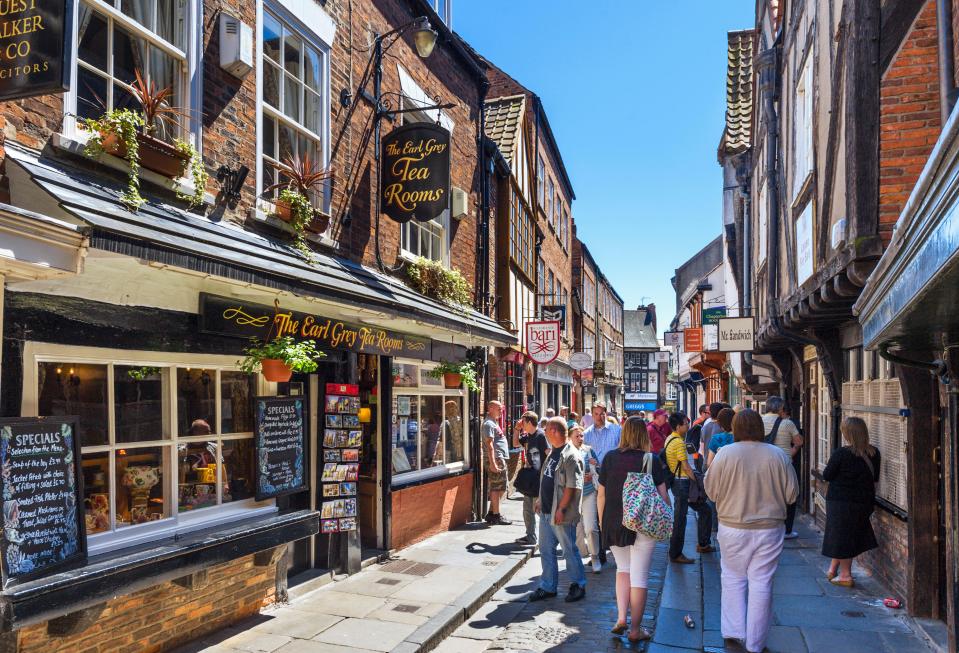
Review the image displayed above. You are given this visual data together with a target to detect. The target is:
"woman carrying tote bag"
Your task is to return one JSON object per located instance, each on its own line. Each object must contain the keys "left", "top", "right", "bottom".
{"left": 597, "top": 417, "right": 671, "bottom": 644}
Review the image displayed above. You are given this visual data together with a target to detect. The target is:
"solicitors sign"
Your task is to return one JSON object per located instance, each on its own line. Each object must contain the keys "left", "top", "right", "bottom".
{"left": 381, "top": 123, "right": 451, "bottom": 223}
{"left": 0, "top": 0, "right": 73, "bottom": 102}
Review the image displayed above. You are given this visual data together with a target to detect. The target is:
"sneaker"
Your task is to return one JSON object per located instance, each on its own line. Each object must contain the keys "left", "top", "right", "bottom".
{"left": 483, "top": 511, "right": 495, "bottom": 524}
{"left": 565, "top": 583, "right": 586, "bottom": 602}
{"left": 515, "top": 535, "right": 536, "bottom": 545}
{"left": 529, "top": 588, "right": 557, "bottom": 602}
{"left": 592, "top": 559, "right": 602, "bottom": 574}
{"left": 488, "top": 513, "right": 513, "bottom": 526}
{"left": 784, "top": 531, "right": 799, "bottom": 540}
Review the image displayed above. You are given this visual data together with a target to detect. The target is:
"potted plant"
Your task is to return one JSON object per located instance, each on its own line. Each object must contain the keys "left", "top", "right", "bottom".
{"left": 82, "top": 70, "right": 207, "bottom": 209}
{"left": 266, "top": 153, "right": 334, "bottom": 256}
{"left": 406, "top": 257, "right": 472, "bottom": 308}
{"left": 427, "top": 361, "right": 480, "bottom": 391}
{"left": 239, "top": 336, "right": 325, "bottom": 382}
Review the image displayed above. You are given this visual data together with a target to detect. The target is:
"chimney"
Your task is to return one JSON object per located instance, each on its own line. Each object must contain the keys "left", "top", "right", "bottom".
{"left": 647, "top": 303, "right": 657, "bottom": 331}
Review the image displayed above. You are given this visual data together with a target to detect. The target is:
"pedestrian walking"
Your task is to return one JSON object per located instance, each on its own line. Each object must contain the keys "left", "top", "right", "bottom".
{"left": 646, "top": 408, "right": 671, "bottom": 454}
{"left": 570, "top": 425, "right": 602, "bottom": 573}
{"left": 512, "top": 411, "right": 548, "bottom": 545}
{"left": 567, "top": 411, "right": 580, "bottom": 430}
{"left": 482, "top": 401, "right": 512, "bottom": 526}
{"left": 529, "top": 417, "right": 587, "bottom": 603}
{"left": 704, "top": 408, "right": 798, "bottom": 653}
{"left": 822, "top": 417, "right": 881, "bottom": 588}
{"left": 705, "top": 407, "right": 735, "bottom": 468}
{"left": 597, "top": 416, "right": 669, "bottom": 644}
{"left": 762, "top": 397, "right": 804, "bottom": 539}
{"left": 583, "top": 402, "right": 621, "bottom": 464}
{"left": 664, "top": 412, "right": 713, "bottom": 563}
{"left": 700, "top": 402, "right": 728, "bottom": 457}
{"left": 694, "top": 404, "right": 709, "bottom": 426}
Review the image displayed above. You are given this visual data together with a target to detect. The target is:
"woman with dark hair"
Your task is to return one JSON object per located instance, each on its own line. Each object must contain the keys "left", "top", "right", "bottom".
{"left": 704, "top": 409, "right": 798, "bottom": 653}
{"left": 705, "top": 408, "right": 735, "bottom": 468}
{"left": 597, "top": 417, "right": 669, "bottom": 644}
{"left": 822, "top": 417, "right": 881, "bottom": 587}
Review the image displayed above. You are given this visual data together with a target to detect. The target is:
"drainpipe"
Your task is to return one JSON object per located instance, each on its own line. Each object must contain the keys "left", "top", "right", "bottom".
{"left": 938, "top": 0, "right": 957, "bottom": 123}
{"left": 477, "top": 78, "right": 491, "bottom": 314}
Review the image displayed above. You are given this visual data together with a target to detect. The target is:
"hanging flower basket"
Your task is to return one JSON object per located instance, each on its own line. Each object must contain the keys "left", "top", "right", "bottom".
{"left": 442, "top": 372, "right": 463, "bottom": 389}
{"left": 427, "top": 361, "right": 479, "bottom": 392}
{"left": 260, "top": 358, "right": 293, "bottom": 383}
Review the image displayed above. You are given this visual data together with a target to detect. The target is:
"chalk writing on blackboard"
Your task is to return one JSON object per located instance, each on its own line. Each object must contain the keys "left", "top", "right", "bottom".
{"left": 255, "top": 397, "right": 308, "bottom": 500}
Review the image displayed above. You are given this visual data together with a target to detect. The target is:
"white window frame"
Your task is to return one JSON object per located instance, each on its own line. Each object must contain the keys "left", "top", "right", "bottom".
{"left": 537, "top": 156, "right": 545, "bottom": 206}
{"left": 793, "top": 53, "right": 814, "bottom": 197}
{"left": 20, "top": 343, "right": 276, "bottom": 556}
{"left": 66, "top": 0, "right": 202, "bottom": 148}
{"left": 390, "top": 360, "right": 470, "bottom": 487}
{"left": 546, "top": 177, "right": 555, "bottom": 225}
{"left": 256, "top": 0, "right": 333, "bottom": 214}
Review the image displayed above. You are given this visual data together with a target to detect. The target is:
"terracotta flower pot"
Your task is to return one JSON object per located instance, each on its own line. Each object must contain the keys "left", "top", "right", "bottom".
{"left": 274, "top": 201, "right": 330, "bottom": 236}
{"left": 100, "top": 130, "right": 191, "bottom": 179}
{"left": 273, "top": 198, "right": 293, "bottom": 222}
{"left": 443, "top": 372, "right": 463, "bottom": 389}
{"left": 261, "top": 359, "right": 293, "bottom": 382}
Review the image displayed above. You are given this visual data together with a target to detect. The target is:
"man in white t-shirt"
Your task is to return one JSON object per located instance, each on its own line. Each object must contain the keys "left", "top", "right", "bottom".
{"left": 763, "top": 396, "right": 803, "bottom": 539}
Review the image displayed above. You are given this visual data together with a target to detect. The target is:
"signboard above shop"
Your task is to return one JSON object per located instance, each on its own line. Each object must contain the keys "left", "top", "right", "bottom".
{"left": 664, "top": 331, "right": 682, "bottom": 348}
{"left": 684, "top": 327, "right": 703, "bottom": 353}
{"left": 569, "top": 351, "right": 593, "bottom": 371}
{"left": 702, "top": 307, "right": 727, "bottom": 325}
{"left": 0, "top": 0, "right": 73, "bottom": 102}
{"left": 380, "top": 123, "right": 451, "bottom": 223}
{"left": 718, "top": 317, "right": 756, "bottom": 352}
{"left": 525, "top": 321, "right": 560, "bottom": 365}
{"left": 541, "top": 305, "right": 567, "bottom": 331}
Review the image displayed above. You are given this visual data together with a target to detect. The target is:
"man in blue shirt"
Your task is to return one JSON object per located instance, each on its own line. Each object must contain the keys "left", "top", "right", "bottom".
{"left": 583, "top": 402, "right": 621, "bottom": 464}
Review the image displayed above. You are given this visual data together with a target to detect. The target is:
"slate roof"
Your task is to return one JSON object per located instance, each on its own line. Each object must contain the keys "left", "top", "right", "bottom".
{"left": 5, "top": 143, "right": 515, "bottom": 346}
{"left": 484, "top": 95, "right": 525, "bottom": 167}
{"left": 722, "top": 29, "right": 755, "bottom": 156}
{"left": 624, "top": 309, "right": 659, "bottom": 349}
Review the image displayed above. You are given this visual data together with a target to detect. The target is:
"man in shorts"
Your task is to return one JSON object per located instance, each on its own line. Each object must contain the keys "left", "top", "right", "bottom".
{"left": 483, "top": 400, "right": 512, "bottom": 525}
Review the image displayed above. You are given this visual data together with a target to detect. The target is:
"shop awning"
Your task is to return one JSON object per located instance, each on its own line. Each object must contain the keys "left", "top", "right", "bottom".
{"left": 5, "top": 145, "right": 516, "bottom": 347}
{"left": 855, "top": 108, "right": 959, "bottom": 350}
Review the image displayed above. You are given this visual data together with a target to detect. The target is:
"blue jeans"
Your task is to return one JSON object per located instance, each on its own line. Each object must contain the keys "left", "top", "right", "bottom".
{"left": 538, "top": 515, "right": 587, "bottom": 593}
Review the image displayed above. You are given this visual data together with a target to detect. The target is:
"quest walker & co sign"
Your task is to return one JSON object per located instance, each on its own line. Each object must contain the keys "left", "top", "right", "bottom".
{"left": 0, "top": 0, "right": 73, "bottom": 101}
{"left": 380, "top": 123, "right": 451, "bottom": 223}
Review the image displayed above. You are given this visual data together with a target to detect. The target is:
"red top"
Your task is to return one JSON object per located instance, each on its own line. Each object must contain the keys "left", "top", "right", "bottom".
{"left": 647, "top": 421, "right": 671, "bottom": 454}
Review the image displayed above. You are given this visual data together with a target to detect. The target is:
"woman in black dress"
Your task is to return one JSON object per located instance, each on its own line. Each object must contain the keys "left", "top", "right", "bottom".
{"left": 822, "top": 417, "right": 881, "bottom": 588}
{"left": 597, "top": 417, "right": 670, "bottom": 644}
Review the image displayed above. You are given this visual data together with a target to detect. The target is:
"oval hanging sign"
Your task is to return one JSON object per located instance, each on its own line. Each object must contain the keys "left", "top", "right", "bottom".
{"left": 381, "top": 123, "right": 451, "bottom": 223}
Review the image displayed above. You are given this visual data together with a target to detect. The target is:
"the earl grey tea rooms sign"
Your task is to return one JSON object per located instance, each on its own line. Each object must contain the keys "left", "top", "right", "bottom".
{"left": 0, "top": 0, "right": 73, "bottom": 101}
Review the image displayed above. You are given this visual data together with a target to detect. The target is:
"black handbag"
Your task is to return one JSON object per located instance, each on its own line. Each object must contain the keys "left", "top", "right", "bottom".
{"left": 515, "top": 452, "right": 540, "bottom": 498}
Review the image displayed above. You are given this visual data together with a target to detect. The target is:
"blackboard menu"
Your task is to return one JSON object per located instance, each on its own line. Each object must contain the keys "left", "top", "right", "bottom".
{"left": 255, "top": 397, "right": 308, "bottom": 501}
{"left": 0, "top": 417, "right": 86, "bottom": 586}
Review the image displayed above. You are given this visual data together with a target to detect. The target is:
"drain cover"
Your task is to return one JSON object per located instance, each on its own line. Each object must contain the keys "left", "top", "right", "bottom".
{"left": 534, "top": 626, "right": 579, "bottom": 645}
{"left": 482, "top": 560, "right": 500, "bottom": 567}
{"left": 841, "top": 610, "right": 866, "bottom": 618}
{"left": 392, "top": 604, "right": 420, "bottom": 614}
{"left": 376, "top": 578, "right": 402, "bottom": 586}
{"left": 379, "top": 560, "right": 440, "bottom": 576}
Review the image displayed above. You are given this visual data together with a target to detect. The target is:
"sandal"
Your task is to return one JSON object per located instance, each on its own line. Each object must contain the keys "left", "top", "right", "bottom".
{"left": 627, "top": 628, "right": 651, "bottom": 643}
{"left": 610, "top": 622, "right": 628, "bottom": 635}
{"left": 830, "top": 576, "right": 855, "bottom": 588}
{"left": 826, "top": 570, "right": 837, "bottom": 581}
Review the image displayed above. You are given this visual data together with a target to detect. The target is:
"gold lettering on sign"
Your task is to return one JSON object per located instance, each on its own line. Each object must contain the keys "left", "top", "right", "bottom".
{"left": 0, "top": 0, "right": 49, "bottom": 81}
{"left": 382, "top": 132, "right": 449, "bottom": 216}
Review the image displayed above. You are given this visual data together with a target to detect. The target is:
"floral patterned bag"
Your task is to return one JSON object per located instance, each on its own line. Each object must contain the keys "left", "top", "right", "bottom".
{"left": 622, "top": 453, "right": 673, "bottom": 541}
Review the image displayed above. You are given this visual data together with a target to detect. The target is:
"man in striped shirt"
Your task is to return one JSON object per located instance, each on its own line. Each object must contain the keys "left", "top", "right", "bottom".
{"left": 582, "top": 402, "right": 621, "bottom": 464}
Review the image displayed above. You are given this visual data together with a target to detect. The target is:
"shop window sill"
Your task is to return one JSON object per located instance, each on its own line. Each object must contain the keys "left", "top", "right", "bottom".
{"left": 391, "top": 464, "right": 471, "bottom": 490}
{"left": 51, "top": 132, "right": 216, "bottom": 208}
{"left": 248, "top": 206, "right": 337, "bottom": 249}
{"left": 0, "top": 509, "right": 318, "bottom": 632}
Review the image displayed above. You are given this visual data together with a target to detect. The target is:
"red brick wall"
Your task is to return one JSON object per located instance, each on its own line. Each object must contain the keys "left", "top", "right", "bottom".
{"left": 880, "top": 0, "right": 942, "bottom": 246}
{"left": 860, "top": 509, "right": 908, "bottom": 601}
{"left": 15, "top": 553, "right": 278, "bottom": 653}
{"left": 391, "top": 472, "right": 473, "bottom": 549}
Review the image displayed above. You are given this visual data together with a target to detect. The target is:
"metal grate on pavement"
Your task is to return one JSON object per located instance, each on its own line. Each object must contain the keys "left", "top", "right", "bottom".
{"left": 379, "top": 559, "right": 441, "bottom": 576}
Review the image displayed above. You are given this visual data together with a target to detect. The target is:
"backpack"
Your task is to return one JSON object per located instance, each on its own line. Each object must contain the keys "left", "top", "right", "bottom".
{"left": 659, "top": 435, "right": 684, "bottom": 485}
{"left": 764, "top": 417, "right": 783, "bottom": 445}
{"left": 623, "top": 453, "right": 674, "bottom": 541}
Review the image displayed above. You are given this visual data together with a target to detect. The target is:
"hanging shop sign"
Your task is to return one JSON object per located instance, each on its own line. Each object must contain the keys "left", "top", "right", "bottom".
{"left": 655, "top": 351, "right": 670, "bottom": 363}
{"left": 380, "top": 122, "right": 451, "bottom": 223}
{"left": 683, "top": 328, "right": 703, "bottom": 353}
{"left": 718, "top": 317, "right": 756, "bottom": 352}
{"left": 541, "top": 305, "right": 566, "bottom": 331}
{"left": 0, "top": 0, "right": 73, "bottom": 102}
{"left": 525, "top": 321, "right": 561, "bottom": 365}
{"left": 702, "top": 307, "right": 727, "bottom": 325}
{"left": 254, "top": 396, "right": 308, "bottom": 501}
{"left": 0, "top": 417, "right": 86, "bottom": 587}
{"left": 200, "top": 294, "right": 432, "bottom": 359}
{"left": 664, "top": 331, "right": 682, "bottom": 348}
{"left": 592, "top": 360, "right": 606, "bottom": 376}
{"left": 569, "top": 351, "right": 593, "bottom": 371}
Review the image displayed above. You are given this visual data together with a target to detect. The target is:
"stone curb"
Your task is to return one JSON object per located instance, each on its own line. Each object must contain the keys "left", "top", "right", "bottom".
{"left": 390, "top": 548, "right": 535, "bottom": 653}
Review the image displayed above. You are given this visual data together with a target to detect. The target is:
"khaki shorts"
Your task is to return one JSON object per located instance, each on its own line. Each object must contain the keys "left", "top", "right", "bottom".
{"left": 485, "top": 458, "right": 507, "bottom": 493}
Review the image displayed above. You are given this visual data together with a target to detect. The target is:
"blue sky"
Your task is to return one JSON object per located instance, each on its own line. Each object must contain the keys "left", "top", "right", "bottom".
{"left": 455, "top": 1, "right": 754, "bottom": 327}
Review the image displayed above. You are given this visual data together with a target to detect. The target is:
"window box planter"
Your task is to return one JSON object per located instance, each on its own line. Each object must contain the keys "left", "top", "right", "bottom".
{"left": 100, "top": 130, "right": 191, "bottom": 180}
{"left": 273, "top": 199, "right": 331, "bottom": 235}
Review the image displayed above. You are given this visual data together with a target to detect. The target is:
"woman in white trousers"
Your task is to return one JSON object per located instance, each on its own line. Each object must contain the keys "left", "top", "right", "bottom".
{"left": 570, "top": 427, "right": 601, "bottom": 572}
{"left": 704, "top": 409, "right": 798, "bottom": 653}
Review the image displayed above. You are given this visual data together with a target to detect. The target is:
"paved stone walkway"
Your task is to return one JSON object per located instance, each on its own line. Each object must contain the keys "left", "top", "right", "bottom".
{"left": 173, "top": 501, "right": 530, "bottom": 653}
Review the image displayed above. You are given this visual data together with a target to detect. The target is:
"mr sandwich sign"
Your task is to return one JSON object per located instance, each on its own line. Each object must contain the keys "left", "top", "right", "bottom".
{"left": 718, "top": 317, "right": 755, "bottom": 352}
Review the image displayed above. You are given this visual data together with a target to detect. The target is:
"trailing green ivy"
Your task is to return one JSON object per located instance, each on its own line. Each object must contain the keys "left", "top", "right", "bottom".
{"left": 175, "top": 139, "right": 208, "bottom": 208}
{"left": 427, "top": 360, "right": 480, "bottom": 392}
{"left": 82, "top": 109, "right": 145, "bottom": 210}
{"left": 278, "top": 188, "right": 314, "bottom": 259}
{"left": 406, "top": 257, "right": 472, "bottom": 308}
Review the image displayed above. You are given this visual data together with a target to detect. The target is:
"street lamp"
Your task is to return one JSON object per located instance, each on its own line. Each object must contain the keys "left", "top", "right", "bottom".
{"left": 411, "top": 17, "right": 439, "bottom": 59}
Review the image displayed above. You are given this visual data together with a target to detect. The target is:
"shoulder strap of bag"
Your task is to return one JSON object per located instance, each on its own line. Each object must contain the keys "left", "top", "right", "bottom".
{"left": 664, "top": 435, "right": 683, "bottom": 476}
{"left": 765, "top": 417, "right": 782, "bottom": 444}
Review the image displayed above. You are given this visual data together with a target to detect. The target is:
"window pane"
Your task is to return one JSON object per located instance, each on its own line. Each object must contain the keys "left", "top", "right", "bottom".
{"left": 177, "top": 368, "right": 216, "bottom": 437}
{"left": 77, "top": 68, "right": 108, "bottom": 120}
{"left": 391, "top": 363, "right": 419, "bottom": 388}
{"left": 221, "top": 372, "right": 255, "bottom": 433}
{"left": 443, "top": 397, "right": 465, "bottom": 465}
{"left": 114, "top": 83, "right": 138, "bottom": 112}
{"left": 284, "top": 33, "right": 302, "bottom": 77}
{"left": 156, "top": 0, "right": 186, "bottom": 49}
{"left": 115, "top": 365, "right": 167, "bottom": 443}
{"left": 120, "top": 0, "right": 154, "bottom": 31}
{"left": 37, "top": 363, "right": 108, "bottom": 446}
{"left": 392, "top": 395, "right": 418, "bottom": 472}
{"left": 278, "top": 123, "right": 296, "bottom": 162}
{"left": 262, "top": 114, "right": 276, "bottom": 159}
{"left": 77, "top": 9, "right": 108, "bottom": 72}
{"left": 81, "top": 452, "right": 111, "bottom": 534}
{"left": 222, "top": 438, "right": 256, "bottom": 503}
{"left": 419, "top": 396, "right": 444, "bottom": 468}
{"left": 304, "top": 46, "right": 322, "bottom": 92}
{"left": 177, "top": 441, "right": 218, "bottom": 511}
{"left": 149, "top": 46, "right": 177, "bottom": 134}
{"left": 113, "top": 25, "right": 146, "bottom": 86}
{"left": 304, "top": 89, "right": 321, "bottom": 134}
{"left": 284, "top": 76, "right": 301, "bottom": 120}
{"left": 263, "top": 61, "right": 280, "bottom": 109}
{"left": 263, "top": 12, "right": 281, "bottom": 62}
{"left": 116, "top": 446, "right": 168, "bottom": 527}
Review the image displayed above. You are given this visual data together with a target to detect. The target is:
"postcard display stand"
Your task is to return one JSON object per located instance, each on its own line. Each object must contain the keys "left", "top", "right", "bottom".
{"left": 321, "top": 384, "right": 360, "bottom": 535}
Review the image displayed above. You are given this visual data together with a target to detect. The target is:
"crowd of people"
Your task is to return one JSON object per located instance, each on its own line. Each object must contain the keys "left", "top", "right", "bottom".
{"left": 481, "top": 397, "right": 883, "bottom": 653}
